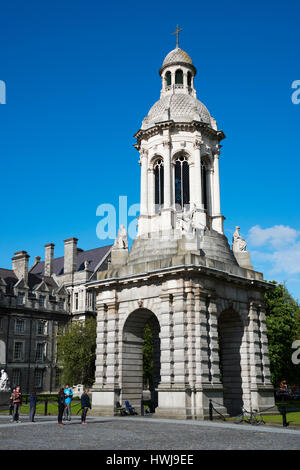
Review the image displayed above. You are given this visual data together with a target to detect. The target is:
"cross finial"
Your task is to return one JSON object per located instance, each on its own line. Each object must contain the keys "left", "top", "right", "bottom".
{"left": 172, "top": 24, "right": 182, "bottom": 48}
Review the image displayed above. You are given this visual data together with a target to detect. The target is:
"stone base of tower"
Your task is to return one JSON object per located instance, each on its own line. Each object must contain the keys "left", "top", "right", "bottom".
{"left": 155, "top": 384, "right": 227, "bottom": 420}
{"left": 250, "top": 384, "right": 276, "bottom": 412}
{"left": 90, "top": 388, "right": 120, "bottom": 416}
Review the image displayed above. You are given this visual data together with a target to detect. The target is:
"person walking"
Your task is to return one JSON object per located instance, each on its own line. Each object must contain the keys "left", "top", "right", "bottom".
{"left": 29, "top": 388, "right": 37, "bottom": 422}
{"left": 80, "top": 388, "right": 91, "bottom": 424}
{"left": 11, "top": 386, "right": 22, "bottom": 423}
{"left": 57, "top": 388, "right": 65, "bottom": 426}
{"left": 63, "top": 384, "right": 73, "bottom": 421}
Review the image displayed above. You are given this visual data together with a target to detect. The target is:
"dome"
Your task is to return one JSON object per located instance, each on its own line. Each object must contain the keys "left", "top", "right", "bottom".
{"left": 160, "top": 47, "right": 196, "bottom": 75}
{"left": 142, "top": 93, "right": 212, "bottom": 130}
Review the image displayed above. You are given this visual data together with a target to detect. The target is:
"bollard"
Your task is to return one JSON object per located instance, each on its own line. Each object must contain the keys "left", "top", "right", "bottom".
{"left": 282, "top": 406, "right": 288, "bottom": 427}
{"left": 44, "top": 399, "right": 48, "bottom": 416}
{"left": 209, "top": 399, "right": 213, "bottom": 421}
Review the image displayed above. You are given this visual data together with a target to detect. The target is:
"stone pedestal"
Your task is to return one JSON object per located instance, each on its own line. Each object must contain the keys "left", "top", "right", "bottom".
{"left": 233, "top": 250, "right": 253, "bottom": 270}
{"left": 0, "top": 391, "right": 10, "bottom": 411}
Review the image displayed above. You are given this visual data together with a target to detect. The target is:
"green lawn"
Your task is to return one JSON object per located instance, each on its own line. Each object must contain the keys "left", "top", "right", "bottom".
{"left": 1, "top": 401, "right": 82, "bottom": 416}
{"left": 263, "top": 411, "right": 300, "bottom": 425}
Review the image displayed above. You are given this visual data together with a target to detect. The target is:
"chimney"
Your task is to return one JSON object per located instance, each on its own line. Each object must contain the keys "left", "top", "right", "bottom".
{"left": 64, "top": 238, "right": 78, "bottom": 274}
{"left": 12, "top": 251, "right": 30, "bottom": 283}
{"left": 44, "top": 243, "right": 55, "bottom": 277}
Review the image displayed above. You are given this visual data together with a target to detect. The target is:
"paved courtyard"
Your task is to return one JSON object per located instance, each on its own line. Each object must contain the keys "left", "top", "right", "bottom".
{"left": 0, "top": 414, "right": 300, "bottom": 450}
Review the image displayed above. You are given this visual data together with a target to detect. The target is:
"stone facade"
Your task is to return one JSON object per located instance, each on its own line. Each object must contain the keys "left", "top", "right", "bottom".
{"left": 0, "top": 240, "right": 112, "bottom": 393}
{"left": 88, "top": 43, "right": 275, "bottom": 419}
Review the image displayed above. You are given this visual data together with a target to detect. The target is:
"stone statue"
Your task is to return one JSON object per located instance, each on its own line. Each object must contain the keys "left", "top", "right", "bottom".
{"left": 84, "top": 259, "right": 89, "bottom": 270}
{"left": 0, "top": 369, "right": 10, "bottom": 392}
{"left": 177, "top": 204, "right": 196, "bottom": 238}
{"left": 232, "top": 226, "right": 247, "bottom": 252}
{"left": 114, "top": 224, "right": 128, "bottom": 250}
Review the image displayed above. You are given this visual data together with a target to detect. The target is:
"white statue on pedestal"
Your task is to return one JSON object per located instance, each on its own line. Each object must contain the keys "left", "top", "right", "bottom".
{"left": 114, "top": 224, "right": 128, "bottom": 250}
{"left": 177, "top": 204, "right": 196, "bottom": 239}
{"left": 232, "top": 226, "right": 247, "bottom": 252}
{"left": 0, "top": 369, "right": 9, "bottom": 392}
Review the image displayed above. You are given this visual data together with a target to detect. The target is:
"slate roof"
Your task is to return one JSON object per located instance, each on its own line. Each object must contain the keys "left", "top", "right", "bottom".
{"left": 0, "top": 268, "right": 58, "bottom": 291}
{"left": 30, "top": 245, "right": 112, "bottom": 276}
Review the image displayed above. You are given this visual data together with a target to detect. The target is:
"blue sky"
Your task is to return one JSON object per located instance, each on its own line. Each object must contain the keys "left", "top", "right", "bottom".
{"left": 0, "top": 0, "right": 299, "bottom": 299}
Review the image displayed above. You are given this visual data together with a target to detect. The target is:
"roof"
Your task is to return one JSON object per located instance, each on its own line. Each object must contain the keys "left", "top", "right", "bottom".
{"left": 142, "top": 93, "right": 212, "bottom": 130}
{"left": 0, "top": 268, "right": 58, "bottom": 290}
{"left": 160, "top": 47, "right": 196, "bottom": 75}
{"left": 30, "top": 245, "right": 112, "bottom": 276}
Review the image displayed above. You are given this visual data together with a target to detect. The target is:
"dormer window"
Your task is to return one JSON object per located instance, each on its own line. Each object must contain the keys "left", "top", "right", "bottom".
{"left": 175, "top": 69, "right": 183, "bottom": 84}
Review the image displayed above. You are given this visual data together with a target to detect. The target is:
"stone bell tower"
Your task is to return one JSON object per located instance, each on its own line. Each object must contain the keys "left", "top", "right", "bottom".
{"left": 89, "top": 32, "right": 275, "bottom": 419}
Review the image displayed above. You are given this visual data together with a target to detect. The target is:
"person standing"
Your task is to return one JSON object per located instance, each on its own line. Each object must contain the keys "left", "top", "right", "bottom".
{"left": 29, "top": 388, "right": 37, "bottom": 422}
{"left": 12, "top": 386, "right": 22, "bottom": 423}
{"left": 80, "top": 389, "right": 91, "bottom": 424}
{"left": 63, "top": 384, "right": 73, "bottom": 421}
{"left": 57, "top": 388, "right": 65, "bottom": 426}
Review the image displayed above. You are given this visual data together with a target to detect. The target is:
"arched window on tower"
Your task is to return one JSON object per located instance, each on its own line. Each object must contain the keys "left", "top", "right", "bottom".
{"left": 175, "top": 69, "right": 183, "bottom": 85}
{"left": 154, "top": 159, "right": 164, "bottom": 212}
{"left": 201, "top": 161, "right": 208, "bottom": 211}
{"left": 187, "top": 71, "right": 192, "bottom": 87}
{"left": 165, "top": 71, "right": 171, "bottom": 87}
{"left": 175, "top": 155, "right": 190, "bottom": 210}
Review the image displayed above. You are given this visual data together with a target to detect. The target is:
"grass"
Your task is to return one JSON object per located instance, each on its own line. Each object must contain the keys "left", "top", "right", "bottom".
{"left": 1, "top": 401, "right": 82, "bottom": 416}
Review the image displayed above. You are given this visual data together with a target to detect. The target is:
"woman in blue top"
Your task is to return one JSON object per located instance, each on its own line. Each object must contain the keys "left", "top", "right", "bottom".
{"left": 63, "top": 385, "right": 73, "bottom": 421}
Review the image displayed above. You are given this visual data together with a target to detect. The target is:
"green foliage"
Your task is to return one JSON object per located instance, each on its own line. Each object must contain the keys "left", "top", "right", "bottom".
{"left": 143, "top": 323, "right": 154, "bottom": 389}
{"left": 265, "top": 282, "right": 300, "bottom": 387}
{"left": 56, "top": 317, "right": 97, "bottom": 387}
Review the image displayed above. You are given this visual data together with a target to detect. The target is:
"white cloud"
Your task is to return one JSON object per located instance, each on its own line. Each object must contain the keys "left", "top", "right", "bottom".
{"left": 248, "top": 225, "right": 299, "bottom": 249}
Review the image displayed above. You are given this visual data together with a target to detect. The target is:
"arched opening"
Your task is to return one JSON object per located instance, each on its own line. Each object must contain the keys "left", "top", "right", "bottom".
{"left": 175, "top": 69, "right": 183, "bottom": 84}
{"left": 122, "top": 309, "right": 160, "bottom": 413}
{"left": 174, "top": 155, "right": 190, "bottom": 210}
{"left": 154, "top": 158, "right": 164, "bottom": 212}
{"left": 201, "top": 162, "right": 208, "bottom": 211}
{"left": 187, "top": 71, "right": 192, "bottom": 87}
{"left": 218, "top": 310, "right": 244, "bottom": 416}
{"left": 165, "top": 71, "right": 171, "bottom": 87}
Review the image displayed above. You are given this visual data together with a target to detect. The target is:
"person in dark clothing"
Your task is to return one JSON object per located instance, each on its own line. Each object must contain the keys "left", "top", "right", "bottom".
{"left": 57, "top": 388, "right": 66, "bottom": 426}
{"left": 12, "top": 386, "right": 22, "bottom": 423}
{"left": 29, "top": 388, "right": 37, "bottom": 422}
{"left": 80, "top": 389, "right": 91, "bottom": 424}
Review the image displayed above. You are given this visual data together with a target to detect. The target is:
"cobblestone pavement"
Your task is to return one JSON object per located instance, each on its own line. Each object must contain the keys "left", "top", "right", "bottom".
{"left": 0, "top": 414, "right": 300, "bottom": 450}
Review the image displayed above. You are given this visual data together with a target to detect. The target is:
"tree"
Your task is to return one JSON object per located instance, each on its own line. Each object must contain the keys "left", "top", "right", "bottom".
{"left": 143, "top": 323, "right": 154, "bottom": 389}
{"left": 56, "top": 317, "right": 97, "bottom": 387}
{"left": 264, "top": 282, "right": 300, "bottom": 387}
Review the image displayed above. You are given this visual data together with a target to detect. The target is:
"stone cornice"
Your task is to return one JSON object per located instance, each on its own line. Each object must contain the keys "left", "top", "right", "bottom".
{"left": 133, "top": 121, "right": 226, "bottom": 151}
{"left": 86, "top": 263, "right": 273, "bottom": 292}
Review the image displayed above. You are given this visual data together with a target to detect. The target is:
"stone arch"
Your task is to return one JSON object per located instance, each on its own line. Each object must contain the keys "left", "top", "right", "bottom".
{"left": 121, "top": 308, "right": 161, "bottom": 412}
{"left": 218, "top": 308, "right": 245, "bottom": 416}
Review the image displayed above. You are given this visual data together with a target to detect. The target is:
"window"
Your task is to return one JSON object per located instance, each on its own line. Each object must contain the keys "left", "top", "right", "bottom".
{"left": 37, "top": 320, "right": 47, "bottom": 335}
{"left": 175, "top": 69, "right": 183, "bottom": 84}
{"left": 201, "top": 162, "right": 208, "bottom": 211}
{"left": 34, "top": 369, "right": 43, "bottom": 388}
{"left": 14, "top": 342, "right": 23, "bottom": 360}
{"left": 36, "top": 343, "right": 46, "bottom": 361}
{"left": 17, "top": 293, "right": 24, "bottom": 306}
{"left": 15, "top": 319, "right": 25, "bottom": 334}
{"left": 12, "top": 369, "right": 21, "bottom": 388}
{"left": 74, "top": 293, "right": 79, "bottom": 310}
{"left": 39, "top": 296, "right": 45, "bottom": 308}
{"left": 58, "top": 299, "right": 64, "bottom": 311}
{"left": 165, "top": 71, "right": 171, "bottom": 87}
{"left": 175, "top": 155, "right": 190, "bottom": 210}
{"left": 154, "top": 159, "right": 164, "bottom": 211}
{"left": 187, "top": 71, "right": 192, "bottom": 87}
{"left": 55, "top": 368, "right": 61, "bottom": 387}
